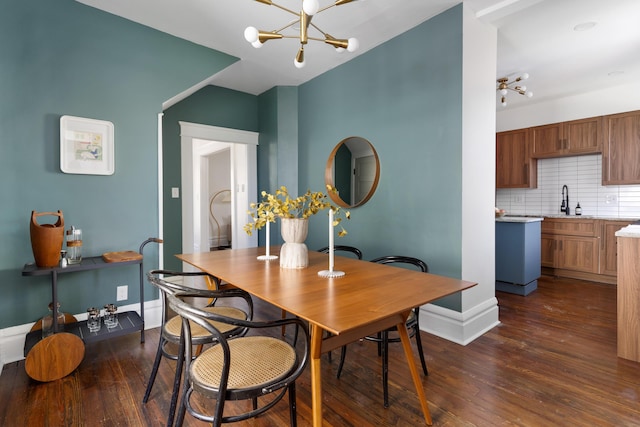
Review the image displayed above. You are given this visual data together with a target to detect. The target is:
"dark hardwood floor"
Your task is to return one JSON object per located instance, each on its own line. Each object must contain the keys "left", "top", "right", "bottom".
{"left": 2, "top": 275, "right": 640, "bottom": 426}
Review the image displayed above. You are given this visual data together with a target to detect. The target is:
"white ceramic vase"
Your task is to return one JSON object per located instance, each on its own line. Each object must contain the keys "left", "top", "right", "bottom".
{"left": 279, "top": 218, "right": 309, "bottom": 269}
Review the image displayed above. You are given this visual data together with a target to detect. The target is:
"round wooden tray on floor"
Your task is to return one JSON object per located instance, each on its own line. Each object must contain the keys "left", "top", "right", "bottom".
{"left": 29, "top": 313, "right": 78, "bottom": 332}
{"left": 25, "top": 333, "right": 85, "bottom": 382}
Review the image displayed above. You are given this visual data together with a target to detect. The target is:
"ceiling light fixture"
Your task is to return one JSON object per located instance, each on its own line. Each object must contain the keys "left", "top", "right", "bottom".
{"left": 244, "top": 0, "right": 360, "bottom": 69}
{"left": 497, "top": 73, "right": 533, "bottom": 107}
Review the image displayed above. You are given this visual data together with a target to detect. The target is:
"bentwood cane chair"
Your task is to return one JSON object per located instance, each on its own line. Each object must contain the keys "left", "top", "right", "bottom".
{"left": 143, "top": 270, "right": 253, "bottom": 426}
{"left": 167, "top": 291, "right": 309, "bottom": 427}
{"left": 336, "top": 255, "right": 429, "bottom": 407}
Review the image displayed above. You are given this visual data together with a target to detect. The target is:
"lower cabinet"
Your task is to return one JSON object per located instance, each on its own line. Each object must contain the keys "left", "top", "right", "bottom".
{"left": 601, "top": 220, "right": 632, "bottom": 277}
{"left": 541, "top": 217, "right": 631, "bottom": 284}
{"left": 556, "top": 235, "right": 599, "bottom": 273}
{"left": 541, "top": 233, "right": 599, "bottom": 274}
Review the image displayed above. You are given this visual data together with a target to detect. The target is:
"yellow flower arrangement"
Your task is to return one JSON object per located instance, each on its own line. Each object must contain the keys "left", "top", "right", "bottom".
{"left": 244, "top": 185, "right": 350, "bottom": 237}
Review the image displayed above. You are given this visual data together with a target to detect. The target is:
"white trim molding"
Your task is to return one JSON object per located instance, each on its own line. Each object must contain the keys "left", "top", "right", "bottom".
{"left": 419, "top": 297, "right": 500, "bottom": 345}
{"left": 179, "top": 122, "right": 258, "bottom": 256}
{"left": 179, "top": 122, "right": 258, "bottom": 145}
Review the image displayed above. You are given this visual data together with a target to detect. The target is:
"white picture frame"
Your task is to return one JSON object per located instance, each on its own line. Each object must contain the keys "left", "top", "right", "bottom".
{"left": 60, "top": 115, "right": 114, "bottom": 175}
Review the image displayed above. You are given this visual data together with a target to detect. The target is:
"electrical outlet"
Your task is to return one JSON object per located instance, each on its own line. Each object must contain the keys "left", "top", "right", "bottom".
{"left": 117, "top": 285, "right": 128, "bottom": 301}
{"left": 605, "top": 194, "right": 618, "bottom": 204}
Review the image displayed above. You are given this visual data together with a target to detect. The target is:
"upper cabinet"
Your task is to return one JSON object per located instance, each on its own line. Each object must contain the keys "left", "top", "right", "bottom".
{"left": 603, "top": 110, "right": 640, "bottom": 185}
{"left": 496, "top": 128, "right": 537, "bottom": 189}
{"left": 531, "top": 116, "right": 602, "bottom": 158}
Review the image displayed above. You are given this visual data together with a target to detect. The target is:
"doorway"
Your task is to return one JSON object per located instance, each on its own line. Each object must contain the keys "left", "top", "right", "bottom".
{"left": 179, "top": 122, "right": 258, "bottom": 255}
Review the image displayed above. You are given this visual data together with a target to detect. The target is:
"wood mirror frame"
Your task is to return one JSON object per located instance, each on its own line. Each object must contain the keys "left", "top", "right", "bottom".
{"left": 325, "top": 136, "right": 380, "bottom": 208}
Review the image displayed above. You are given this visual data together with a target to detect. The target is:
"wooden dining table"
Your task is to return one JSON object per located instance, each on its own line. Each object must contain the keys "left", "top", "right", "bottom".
{"left": 177, "top": 247, "right": 477, "bottom": 426}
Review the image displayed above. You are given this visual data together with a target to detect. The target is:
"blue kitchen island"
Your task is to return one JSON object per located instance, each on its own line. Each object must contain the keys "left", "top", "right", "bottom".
{"left": 495, "top": 216, "right": 543, "bottom": 296}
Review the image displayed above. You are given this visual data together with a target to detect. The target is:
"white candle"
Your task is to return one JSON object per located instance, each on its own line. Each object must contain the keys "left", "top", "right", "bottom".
{"left": 329, "top": 209, "right": 334, "bottom": 271}
{"left": 265, "top": 220, "right": 270, "bottom": 257}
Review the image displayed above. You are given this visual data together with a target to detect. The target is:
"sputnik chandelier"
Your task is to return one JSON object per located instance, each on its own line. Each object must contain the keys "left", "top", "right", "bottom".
{"left": 497, "top": 73, "right": 533, "bottom": 107}
{"left": 244, "top": 0, "right": 360, "bottom": 69}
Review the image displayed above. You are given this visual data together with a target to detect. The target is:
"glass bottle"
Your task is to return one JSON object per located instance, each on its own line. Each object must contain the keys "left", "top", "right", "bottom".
{"left": 66, "top": 226, "right": 82, "bottom": 264}
{"left": 42, "top": 301, "right": 65, "bottom": 338}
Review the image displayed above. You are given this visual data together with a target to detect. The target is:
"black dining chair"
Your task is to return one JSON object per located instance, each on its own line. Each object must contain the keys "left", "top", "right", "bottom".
{"left": 167, "top": 290, "right": 309, "bottom": 427}
{"left": 143, "top": 270, "right": 253, "bottom": 427}
{"left": 336, "top": 255, "right": 429, "bottom": 408}
{"left": 317, "top": 245, "right": 363, "bottom": 260}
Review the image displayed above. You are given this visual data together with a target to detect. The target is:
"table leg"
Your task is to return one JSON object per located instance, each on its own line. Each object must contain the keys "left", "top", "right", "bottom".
{"left": 396, "top": 320, "right": 433, "bottom": 425}
{"left": 309, "top": 323, "right": 324, "bottom": 427}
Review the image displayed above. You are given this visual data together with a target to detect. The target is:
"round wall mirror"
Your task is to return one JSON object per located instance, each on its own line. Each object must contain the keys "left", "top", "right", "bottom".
{"left": 325, "top": 136, "right": 380, "bottom": 208}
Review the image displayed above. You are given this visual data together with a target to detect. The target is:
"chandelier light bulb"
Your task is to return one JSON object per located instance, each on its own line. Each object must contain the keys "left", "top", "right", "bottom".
{"left": 294, "top": 58, "right": 306, "bottom": 68}
{"left": 302, "top": 0, "right": 320, "bottom": 16}
{"left": 521, "top": 73, "right": 529, "bottom": 80}
{"left": 335, "top": 47, "right": 346, "bottom": 53}
{"left": 519, "top": 85, "right": 526, "bottom": 91}
{"left": 347, "top": 37, "right": 359, "bottom": 52}
{"left": 252, "top": 40, "right": 263, "bottom": 48}
{"left": 501, "top": 97, "right": 507, "bottom": 107}
{"left": 244, "top": 26, "right": 259, "bottom": 43}
{"left": 526, "top": 91, "right": 533, "bottom": 98}
{"left": 500, "top": 88, "right": 507, "bottom": 96}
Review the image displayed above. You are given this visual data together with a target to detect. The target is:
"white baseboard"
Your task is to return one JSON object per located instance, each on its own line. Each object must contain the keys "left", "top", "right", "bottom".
{"left": 420, "top": 297, "right": 500, "bottom": 345}
{"left": 0, "top": 299, "right": 162, "bottom": 372}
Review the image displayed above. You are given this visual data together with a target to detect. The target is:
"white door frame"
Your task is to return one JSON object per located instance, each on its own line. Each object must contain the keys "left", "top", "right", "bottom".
{"left": 179, "top": 122, "right": 258, "bottom": 255}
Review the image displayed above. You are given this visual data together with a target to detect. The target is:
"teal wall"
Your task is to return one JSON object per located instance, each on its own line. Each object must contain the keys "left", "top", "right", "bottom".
{"left": 1, "top": 1, "right": 467, "bottom": 329}
{"left": 255, "top": 86, "right": 300, "bottom": 246}
{"left": 298, "top": 6, "right": 464, "bottom": 308}
{"left": 0, "top": 0, "right": 237, "bottom": 328}
{"left": 161, "top": 86, "right": 259, "bottom": 270}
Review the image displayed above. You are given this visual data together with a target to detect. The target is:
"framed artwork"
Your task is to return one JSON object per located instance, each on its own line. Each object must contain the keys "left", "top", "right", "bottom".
{"left": 60, "top": 115, "right": 114, "bottom": 175}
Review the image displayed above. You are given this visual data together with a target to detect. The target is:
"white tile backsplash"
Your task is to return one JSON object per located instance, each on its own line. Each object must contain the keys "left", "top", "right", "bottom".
{"left": 496, "top": 154, "right": 640, "bottom": 219}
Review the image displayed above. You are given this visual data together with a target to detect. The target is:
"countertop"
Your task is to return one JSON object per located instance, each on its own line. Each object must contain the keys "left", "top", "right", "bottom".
{"left": 496, "top": 216, "right": 544, "bottom": 223}
{"left": 500, "top": 214, "right": 640, "bottom": 221}
{"left": 616, "top": 224, "right": 640, "bottom": 238}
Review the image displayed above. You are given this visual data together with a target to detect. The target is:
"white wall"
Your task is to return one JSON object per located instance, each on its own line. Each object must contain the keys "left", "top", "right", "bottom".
{"left": 497, "top": 81, "right": 640, "bottom": 132}
{"left": 496, "top": 81, "right": 640, "bottom": 219}
{"left": 431, "top": 4, "right": 500, "bottom": 344}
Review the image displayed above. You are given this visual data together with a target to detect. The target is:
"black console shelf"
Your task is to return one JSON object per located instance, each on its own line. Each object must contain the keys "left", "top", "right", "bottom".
{"left": 23, "top": 255, "right": 141, "bottom": 276}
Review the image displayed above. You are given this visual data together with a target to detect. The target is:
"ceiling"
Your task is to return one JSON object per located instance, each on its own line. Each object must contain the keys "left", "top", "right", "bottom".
{"left": 75, "top": 0, "right": 640, "bottom": 110}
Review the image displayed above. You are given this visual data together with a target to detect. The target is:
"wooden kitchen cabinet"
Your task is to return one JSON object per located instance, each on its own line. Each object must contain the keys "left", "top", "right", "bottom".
{"left": 541, "top": 218, "right": 600, "bottom": 277}
{"left": 540, "top": 234, "right": 556, "bottom": 268}
{"left": 603, "top": 110, "right": 640, "bottom": 185}
{"left": 531, "top": 116, "right": 602, "bottom": 158}
{"left": 600, "top": 220, "right": 633, "bottom": 276}
{"left": 541, "top": 217, "right": 634, "bottom": 283}
{"left": 617, "top": 233, "right": 640, "bottom": 362}
{"left": 496, "top": 128, "right": 537, "bottom": 188}
{"left": 556, "top": 235, "right": 600, "bottom": 273}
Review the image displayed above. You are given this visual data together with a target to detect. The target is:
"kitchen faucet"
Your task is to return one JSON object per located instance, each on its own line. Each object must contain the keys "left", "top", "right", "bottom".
{"left": 561, "top": 185, "right": 570, "bottom": 215}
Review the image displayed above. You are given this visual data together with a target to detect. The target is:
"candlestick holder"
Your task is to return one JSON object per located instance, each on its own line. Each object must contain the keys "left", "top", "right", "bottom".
{"left": 318, "top": 209, "right": 345, "bottom": 277}
{"left": 257, "top": 219, "right": 278, "bottom": 260}
{"left": 318, "top": 268, "right": 345, "bottom": 278}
